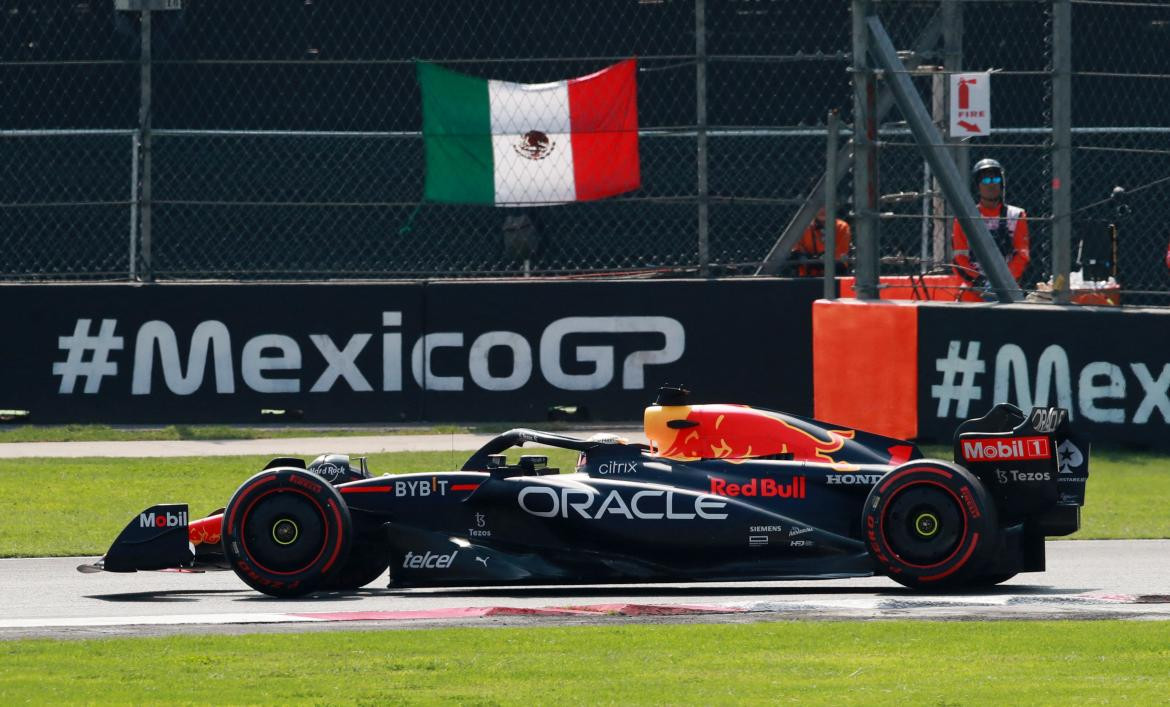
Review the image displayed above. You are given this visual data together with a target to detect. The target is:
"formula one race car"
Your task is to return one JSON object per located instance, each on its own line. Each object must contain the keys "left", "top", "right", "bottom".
{"left": 80, "top": 386, "right": 1090, "bottom": 596}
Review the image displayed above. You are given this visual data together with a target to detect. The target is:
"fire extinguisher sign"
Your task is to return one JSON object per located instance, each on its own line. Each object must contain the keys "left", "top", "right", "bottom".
{"left": 949, "top": 72, "right": 991, "bottom": 137}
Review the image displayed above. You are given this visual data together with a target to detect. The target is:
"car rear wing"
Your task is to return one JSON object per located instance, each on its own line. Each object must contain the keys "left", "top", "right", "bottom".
{"left": 952, "top": 404, "right": 1089, "bottom": 533}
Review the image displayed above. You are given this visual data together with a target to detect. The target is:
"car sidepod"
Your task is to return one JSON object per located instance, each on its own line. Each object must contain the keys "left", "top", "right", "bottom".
{"left": 385, "top": 450, "right": 887, "bottom": 587}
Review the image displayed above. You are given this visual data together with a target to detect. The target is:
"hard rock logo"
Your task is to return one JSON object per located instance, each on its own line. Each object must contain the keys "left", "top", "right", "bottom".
{"left": 514, "top": 130, "right": 555, "bottom": 160}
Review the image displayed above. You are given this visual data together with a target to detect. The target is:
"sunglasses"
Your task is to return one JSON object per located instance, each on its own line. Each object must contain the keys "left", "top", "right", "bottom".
{"left": 980, "top": 175, "right": 1003, "bottom": 185}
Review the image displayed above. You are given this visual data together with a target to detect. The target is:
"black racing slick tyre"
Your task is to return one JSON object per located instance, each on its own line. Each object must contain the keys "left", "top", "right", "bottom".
{"left": 971, "top": 572, "right": 1017, "bottom": 588}
{"left": 317, "top": 535, "right": 389, "bottom": 591}
{"left": 222, "top": 468, "right": 352, "bottom": 597}
{"left": 863, "top": 461, "right": 998, "bottom": 590}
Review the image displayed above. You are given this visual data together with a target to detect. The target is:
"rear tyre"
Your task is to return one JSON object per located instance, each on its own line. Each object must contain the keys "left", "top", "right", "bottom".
{"left": 863, "top": 461, "right": 998, "bottom": 590}
{"left": 222, "top": 468, "right": 351, "bottom": 597}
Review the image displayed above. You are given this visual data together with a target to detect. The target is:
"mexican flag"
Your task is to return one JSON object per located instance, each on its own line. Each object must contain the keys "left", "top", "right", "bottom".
{"left": 417, "top": 59, "right": 640, "bottom": 206}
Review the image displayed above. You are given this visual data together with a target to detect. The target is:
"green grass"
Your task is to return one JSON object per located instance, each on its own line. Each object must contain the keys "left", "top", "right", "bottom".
{"left": 0, "top": 420, "right": 594, "bottom": 443}
{"left": 1, "top": 447, "right": 1167, "bottom": 557}
{"left": 2, "top": 621, "right": 1168, "bottom": 703}
{"left": 0, "top": 449, "right": 581, "bottom": 557}
{"left": 1080, "top": 447, "right": 1170, "bottom": 539}
{"left": 0, "top": 423, "right": 475, "bottom": 443}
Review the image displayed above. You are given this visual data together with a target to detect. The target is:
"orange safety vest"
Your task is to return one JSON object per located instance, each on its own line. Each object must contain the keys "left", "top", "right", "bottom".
{"left": 793, "top": 219, "right": 852, "bottom": 276}
{"left": 952, "top": 203, "right": 1029, "bottom": 283}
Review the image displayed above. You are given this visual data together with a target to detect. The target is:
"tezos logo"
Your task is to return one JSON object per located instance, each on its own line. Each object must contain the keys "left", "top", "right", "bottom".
{"left": 961, "top": 436, "right": 1051, "bottom": 462}
{"left": 139, "top": 511, "right": 187, "bottom": 528}
{"left": 402, "top": 551, "right": 458, "bottom": 569}
{"left": 995, "top": 468, "right": 1052, "bottom": 484}
{"left": 468, "top": 512, "right": 490, "bottom": 538}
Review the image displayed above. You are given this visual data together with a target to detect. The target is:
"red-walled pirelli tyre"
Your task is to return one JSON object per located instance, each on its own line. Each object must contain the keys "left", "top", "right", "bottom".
{"left": 863, "top": 460, "right": 998, "bottom": 590}
{"left": 317, "top": 536, "right": 389, "bottom": 591}
{"left": 222, "top": 468, "right": 352, "bottom": 597}
{"left": 971, "top": 572, "right": 1017, "bottom": 587}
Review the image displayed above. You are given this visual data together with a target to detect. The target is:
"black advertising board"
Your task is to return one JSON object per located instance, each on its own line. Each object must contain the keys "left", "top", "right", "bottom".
{"left": 418, "top": 279, "right": 819, "bottom": 420}
{"left": 0, "top": 283, "right": 428, "bottom": 424}
{"left": 917, "top": 303, "right": 1170, "bottom": 448}
{"left": 0, "top": 279, "right": 821, "bottom": 424}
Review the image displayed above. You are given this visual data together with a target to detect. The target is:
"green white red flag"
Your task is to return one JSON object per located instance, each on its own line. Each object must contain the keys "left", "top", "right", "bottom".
{"left": 417, "top": 59, "right": 640, "bottom": 206}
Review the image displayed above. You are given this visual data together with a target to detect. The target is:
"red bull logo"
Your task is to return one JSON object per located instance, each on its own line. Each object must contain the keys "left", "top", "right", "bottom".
{"left": 644, "top": 403, "right": 855, "bottom": 462}
{"left": 709, "top": 476, "right": 807, "bottom": 499}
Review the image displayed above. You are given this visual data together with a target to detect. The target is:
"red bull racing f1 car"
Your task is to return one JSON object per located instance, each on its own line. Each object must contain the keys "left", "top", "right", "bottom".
{"left": 80, "top": 386, "right": 1089, "bottom": 597}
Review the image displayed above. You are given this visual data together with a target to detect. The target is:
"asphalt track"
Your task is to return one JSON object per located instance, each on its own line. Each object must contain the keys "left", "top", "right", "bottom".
{"left": 3, "top": 433, "right": 1167, "bottom": 639}
{"left": 3, "top": 540, "right": 1168, "bottom": 640}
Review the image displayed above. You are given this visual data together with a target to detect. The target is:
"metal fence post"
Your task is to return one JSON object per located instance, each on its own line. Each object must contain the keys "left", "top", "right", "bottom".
{"left": 942, "top": 0, "right": 966, "bottom": 268}
{"left": 128, "top": 135, "right": 139, "bottom": 280}
{"left": 824, "top": 110, "right": 839, "bottom": 300}
{"left": 138, "top": 8, "right": 154, "bottom": 282}
{"left": 852, "top": 0, "right": 878, "bottom": 299}
{"left": 1052, "top": 0, "right": 1073, "bottom": 304}
{"left": 925, "top": 76, "right": 938, "bottom": 271}
{"left": 695, "top": 0, "right": 709, "bottom": 277}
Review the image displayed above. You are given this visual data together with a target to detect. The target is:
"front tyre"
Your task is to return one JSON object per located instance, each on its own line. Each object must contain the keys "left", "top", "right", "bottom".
{"left": 863, "top": 461, "right": 997, "bottom": 590}
{"left": 318, "top": 535, "right": 389, "bottom": 591}
{"left": 222, "top": 468, "right": 351, "bottom": 597}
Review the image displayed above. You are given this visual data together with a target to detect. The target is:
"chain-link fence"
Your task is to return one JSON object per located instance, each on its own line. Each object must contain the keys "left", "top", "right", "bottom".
{"left": 864, "top": 1, "right": 1054, "bottom": 292}
{"left": 1069, "top": 0, "right": 1170, "bottom": 305}
{"left": 862, "top": 0, "right": 1170, "bottom": 306}
{"left": 3, "top": 1, "right": 1170, "bottom": 304}
{"left": 3, "top": 0, "right": 847, "bottom": 279}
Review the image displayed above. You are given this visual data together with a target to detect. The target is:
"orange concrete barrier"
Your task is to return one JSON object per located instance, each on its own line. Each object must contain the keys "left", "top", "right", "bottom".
{"left": 838, "top": 274, "right": 974, "bottom": 301}
{"left": 838, "top": 274, "right": 1121, "bottom": 305}
{"left": 812, "top": 299, "right": 919, "bottom": 439}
